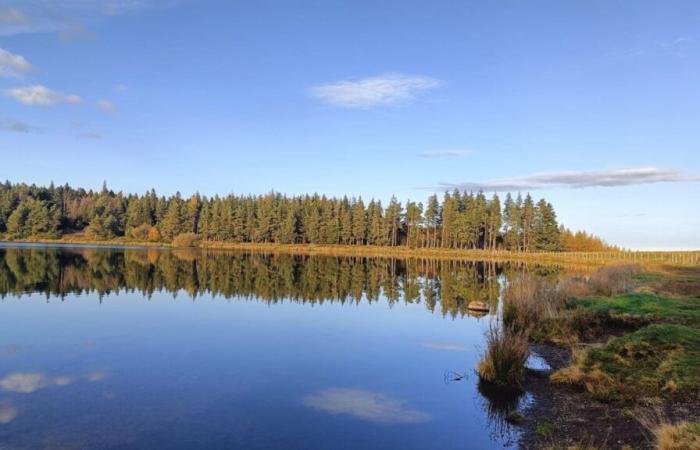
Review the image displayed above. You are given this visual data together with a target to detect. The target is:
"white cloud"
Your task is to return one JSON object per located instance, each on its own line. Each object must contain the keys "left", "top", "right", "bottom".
{"left": 5, "top": 85, "right": 82, "bottom": 106}
{"left": 303, "top": 388, "right": 430, "bottom": 423}
{"left": 418, "top": 150, "right": 471, "bottom": 159}
{"left": 439, "top": 168, "right": 700, "bottom": 192}
{"left": 0, "top": 47, "right": 31, "bottom": 77}
{"left": 310, "top": 73, "right": 441, "bottom": 108}
{"left": 96, "top": 99, "right": 116, "bottom": 113}
{"left": 115, "top": 83, "right": 128, "bottom": 92}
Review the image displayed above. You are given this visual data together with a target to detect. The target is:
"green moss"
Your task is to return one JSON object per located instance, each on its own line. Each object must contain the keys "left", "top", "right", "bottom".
{"left": 572, "top": 293, "right": 700, "bottom": 325}
{"left": 580, "top": 324, "right": 700, "bottom": 399}
{"left": 536, "top": 421, "right": 554, "bottom": 437}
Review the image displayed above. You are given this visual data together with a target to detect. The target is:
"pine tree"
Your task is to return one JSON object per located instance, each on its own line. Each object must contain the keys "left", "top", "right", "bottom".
{"left": 351, "top": 198, "right": 367, "bottom": 245}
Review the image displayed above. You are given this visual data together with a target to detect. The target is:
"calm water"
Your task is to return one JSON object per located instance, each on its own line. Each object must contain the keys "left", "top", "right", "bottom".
{"left": 0, "top": 244, "right": 554, "bottom": 449}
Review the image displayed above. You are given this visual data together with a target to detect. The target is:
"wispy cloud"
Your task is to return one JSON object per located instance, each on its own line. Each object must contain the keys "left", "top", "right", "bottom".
{"left": 0, "top": 7, "right": 29, "bottom": 25}
{"left": 0, "top": 47, "right": 31, "bottom": 77}
{"left": 438, "top": 168, "right": 700, "bottom": 192}
{"left": 96, "top": 99, "right": 116, "bottom": 113}
{"left": 303, "top": 388, "right": 430, "bottom": 423}
{"left": 0, "top": 1, "right": 180, "bottom": 36}
{"left": 77, "top": 131, "right": 102, "bottom": 140}
{"left": 58, "top": 23, "right": 96, "bottom": 42}
{"left": 418, "top": 150, "right": 471, "bottom": 159}
{"left": 0, "top": 119, "right": 37, "bottom": 133}
{"left": 115, "top": 83, "right": 128, "bottom": 92}
{"left": 5, "top": 85, "right": 82, "bottom": 106}
{"left": 310, "top": 73, "right": 441, "bottom": 109}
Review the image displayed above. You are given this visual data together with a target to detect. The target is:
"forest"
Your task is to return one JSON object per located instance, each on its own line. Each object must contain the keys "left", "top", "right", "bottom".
{"left": 0, "top": 181, "right": 609, "bottom": 252}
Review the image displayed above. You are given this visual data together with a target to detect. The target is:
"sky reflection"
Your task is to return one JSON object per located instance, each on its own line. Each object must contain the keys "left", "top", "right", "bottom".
{"left": 303, "top": 388, "right": 431, "bottom": 424}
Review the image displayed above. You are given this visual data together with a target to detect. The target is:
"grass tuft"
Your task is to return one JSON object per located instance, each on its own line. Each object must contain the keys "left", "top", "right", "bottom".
{"left": 654, "top": 422, "right": 700, "bottom": 450}
{"left": 476, "top": 324, "right": 530, "bottom": 389}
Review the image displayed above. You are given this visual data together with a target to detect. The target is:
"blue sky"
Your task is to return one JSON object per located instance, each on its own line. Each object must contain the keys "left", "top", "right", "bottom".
{"left": 1, "top": 0, "right": 698, "bottom": 250}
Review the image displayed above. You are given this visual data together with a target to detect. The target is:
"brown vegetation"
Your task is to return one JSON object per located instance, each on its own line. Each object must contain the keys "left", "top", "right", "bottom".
{"left": 476, "top": 324, "right": 530, "bottom": 389}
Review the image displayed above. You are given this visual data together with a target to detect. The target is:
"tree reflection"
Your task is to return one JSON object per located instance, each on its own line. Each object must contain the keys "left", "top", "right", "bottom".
{"left": 0, "top": 246, "right": 524, "bottom": 317}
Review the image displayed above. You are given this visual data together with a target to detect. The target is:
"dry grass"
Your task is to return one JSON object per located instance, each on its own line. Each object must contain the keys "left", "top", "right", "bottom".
{"left": 636, "top": 403, "right": 700, "bottom": 450}
{"left": 476, "top": 324, "right": 530, "bottom": 389}
{"left": 588, "top": 264, "right": 641, "bottom": 296}
{"left": 503, "top": 264, "right": 641, "bottom": 344}
{"left": 654, "top": 422, "right": 700, "bottom": 450}
{"left": 550, "top": 347, "right": 615, "bottom": 397}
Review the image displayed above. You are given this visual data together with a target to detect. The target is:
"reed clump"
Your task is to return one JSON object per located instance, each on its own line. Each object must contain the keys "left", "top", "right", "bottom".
{"left": 476, "top": 324, "right": 530, "bottom": 389}
{"left": 588, "top": 264, "right": 641, "bottom": 296}
{"left": 502, "top": 264, "right": 642, "bottom": 344}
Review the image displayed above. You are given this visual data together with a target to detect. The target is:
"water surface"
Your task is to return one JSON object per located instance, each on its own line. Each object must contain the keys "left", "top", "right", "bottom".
{"left": 0, "top": 245, "right": 550, "bottom": 449}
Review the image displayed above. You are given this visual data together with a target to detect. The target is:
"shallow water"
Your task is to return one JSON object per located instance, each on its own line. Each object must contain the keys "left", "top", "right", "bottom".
{"left": 0, "top": 244, "right": 547, "bottom": 449}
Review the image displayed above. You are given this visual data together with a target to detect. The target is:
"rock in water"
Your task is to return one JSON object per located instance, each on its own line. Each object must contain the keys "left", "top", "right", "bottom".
{"left": 467, "top": 301, "right": 490, "bottom": 313}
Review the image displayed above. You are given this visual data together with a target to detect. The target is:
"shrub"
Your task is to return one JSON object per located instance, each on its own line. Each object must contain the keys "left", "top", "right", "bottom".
{"left": 128, "top": 223, "right": 154, "bottom": 241}
{"left": 172, "top": 232, "right": 201, "bottom": 248}
{"left": 147, "top": 227, "right": 161, "bottom": 242}
{"left": 476, "top": 324, "right": 530, "bottom": 389}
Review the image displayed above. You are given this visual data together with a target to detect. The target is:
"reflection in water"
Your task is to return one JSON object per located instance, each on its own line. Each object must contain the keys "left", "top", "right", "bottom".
{"left": 477, "top": 381, "right": 531, "bottom": 444}
{"left": 421, "top": 342, "right": 467, "bottom": 352}
{"left": 0, "top": 372, "right": 75, "bottom": 393}
{"left": 0, "top": 244, "right": 564, "bottom": 449}
{"left": 303, "top": 388, "right": 431, "bottom": 424}
{"left": 86, "top": 371, "right": 106, "bottom": 382}
{"left": 0, "top": 245, "right": 534, "bottom": 318}
{"left": 0, "top": 372, "right": 51, "bottom": 394}
{"left": 0, "top": 404, "right": 18, "bottom": 424}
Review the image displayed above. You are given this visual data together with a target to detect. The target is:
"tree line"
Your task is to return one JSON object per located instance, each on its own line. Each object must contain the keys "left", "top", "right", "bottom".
{"left": 0, "top": 181, "right": 609, "bottom": 251}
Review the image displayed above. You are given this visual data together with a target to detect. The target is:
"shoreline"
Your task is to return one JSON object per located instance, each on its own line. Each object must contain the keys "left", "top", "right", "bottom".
{"left": 2, "top": 238, "right": 698, "bottom": 267}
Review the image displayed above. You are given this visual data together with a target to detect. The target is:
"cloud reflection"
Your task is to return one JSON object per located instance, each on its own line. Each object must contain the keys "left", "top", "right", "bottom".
{"left": 0, "top": 404, "right": 18, "bottom": 424}
{"left": 303, "top": 388, "right": 430, "bottom": 424}
{"left": 0, "top": 372, "right": 50, "bottom": 393}
{"left": 0, "top": 371, "right": 87, "bottom": 393}
{"left": 86, "top": 371, "right": 106, "bottom": 382}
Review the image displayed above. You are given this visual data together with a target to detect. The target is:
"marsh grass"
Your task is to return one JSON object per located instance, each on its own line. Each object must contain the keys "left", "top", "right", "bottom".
{"left": 503, "top": 264, "right": 643, "bottom": 344}
{"left": 476, "top": 324, "right": 530, "bottom": 390}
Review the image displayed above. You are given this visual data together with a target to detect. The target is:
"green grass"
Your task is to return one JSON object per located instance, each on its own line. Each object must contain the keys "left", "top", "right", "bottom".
{"left": 572, "top": 293, "right": 700, "bottom": 325}
{"left": 553, "top": 324, "right": 700, "bottom": 400}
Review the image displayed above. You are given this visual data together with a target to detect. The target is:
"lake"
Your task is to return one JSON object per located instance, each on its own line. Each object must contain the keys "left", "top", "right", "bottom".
{"left": 0, "top": 244, "right": 554, "bottom": 449}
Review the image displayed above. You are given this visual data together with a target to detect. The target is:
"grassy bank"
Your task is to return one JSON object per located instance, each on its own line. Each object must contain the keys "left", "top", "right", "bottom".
{"left": 509, "top": 264, "right": 700, "bottom": 448}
